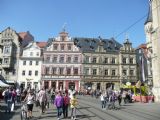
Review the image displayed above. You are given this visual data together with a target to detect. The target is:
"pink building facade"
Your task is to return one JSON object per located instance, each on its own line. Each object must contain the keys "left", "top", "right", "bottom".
{"left": 41, "top": 31, "right": 82, "bottom": 91}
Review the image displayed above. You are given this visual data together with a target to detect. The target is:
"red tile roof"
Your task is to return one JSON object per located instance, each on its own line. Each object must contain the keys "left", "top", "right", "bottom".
{"left": 18, "top": 32, "right": 28, "bottom": 39}
{"left": 137, "top": 44, "right": 147, "bottom": 49}
{"left": 36, "top": 42, "right": 47, "bottom": 48}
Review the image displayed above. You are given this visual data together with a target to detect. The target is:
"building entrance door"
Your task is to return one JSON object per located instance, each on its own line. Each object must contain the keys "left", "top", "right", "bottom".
{"left": 51, "top": 82, "right": 56, "bottom": 90}
{"left": 59, "top": 82, "right": 63, "bottom": 90}
{"left": 97, "top": 83, "right": 100, "bottom": 90}
{"left": 68, "top": 82, "right": 75, "bottom": 90}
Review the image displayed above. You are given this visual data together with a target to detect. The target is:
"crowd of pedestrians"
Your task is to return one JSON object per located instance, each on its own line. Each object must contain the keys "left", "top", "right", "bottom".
{"left": 1, "top": 86, "right": 78, "bottom": 120}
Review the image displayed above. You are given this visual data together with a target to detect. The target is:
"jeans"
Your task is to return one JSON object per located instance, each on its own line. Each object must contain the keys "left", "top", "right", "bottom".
{"left": 6, "top": 100, "right": 12, "bottom": 113}
{"left": 57, "top": 107, "right": 62, "bottom": 118}
{"left": 101, "top": 101, "right": 105, "bottom": 109}
{"left": 63, "top": 105, "right": 68, "bottom": 118}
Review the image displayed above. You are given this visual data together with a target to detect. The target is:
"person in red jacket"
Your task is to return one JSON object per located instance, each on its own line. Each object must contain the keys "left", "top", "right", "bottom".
{"left": 63, "top": 92, "right": 70, "bottom": 118}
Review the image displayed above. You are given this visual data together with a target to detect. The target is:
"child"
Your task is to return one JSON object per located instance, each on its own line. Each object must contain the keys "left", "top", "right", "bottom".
{"left": 70, "top": 93, "right": 78, "bottom": 120}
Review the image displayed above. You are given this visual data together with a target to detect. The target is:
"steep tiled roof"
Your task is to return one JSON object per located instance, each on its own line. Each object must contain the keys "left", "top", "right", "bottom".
{"left": 73, "top": 37, "right": 122, "bottom": 52}
{"left": 18, "top": 32, "right": 27, "bottom": 39}
{"left": 137, "top": 44, "right": 147, "bottom": 49}
{"left": 36, "top": 42, "right": 47, "bottom": 48}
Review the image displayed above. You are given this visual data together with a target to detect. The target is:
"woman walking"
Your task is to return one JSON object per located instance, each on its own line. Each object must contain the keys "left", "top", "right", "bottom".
{"left": 24, "top": 90, "right": 35, "bottom": 119}
{"left": 70, "top": 93, "right": 78, "bottom": 120}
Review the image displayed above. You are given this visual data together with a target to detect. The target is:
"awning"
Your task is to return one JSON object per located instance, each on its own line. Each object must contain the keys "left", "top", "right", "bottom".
{"left": 0, "top": 80, "right": 10, "bottom": 87}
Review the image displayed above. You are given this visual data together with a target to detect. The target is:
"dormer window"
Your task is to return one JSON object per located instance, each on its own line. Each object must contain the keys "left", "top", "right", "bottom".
{"left": 61, "top": 36, "right": 65, "bottom": 41}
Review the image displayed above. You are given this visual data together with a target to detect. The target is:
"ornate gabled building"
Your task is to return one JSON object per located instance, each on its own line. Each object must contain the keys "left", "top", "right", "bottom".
{"left": 74, "top": 37, "right": 137, "bottom": 91}
{"left": 17, "top": 41, "right": 42, "bottom": 90}
{"left": 0, "top": 27, "right": 34, "bottom": 85}
{"left": 41, "top": 31, "right": 82, "bottom": 91}
{"left": 144, "top": 0, "right": 160, "bottom": 102}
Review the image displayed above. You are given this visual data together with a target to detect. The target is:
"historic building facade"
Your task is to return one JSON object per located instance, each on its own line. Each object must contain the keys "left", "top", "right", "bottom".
{"left": 144, "top": 0, "right": 160, "bottom": 102}
{"left": 41, "top": 31, "right": 82, "bottom": 91}
{"left": 74, "top": 37, "right": 137, "bottom": 91}
{"left": 17, "top": 41, "right": 42, "bottom": 90}
{"left": 0, "top": 27, "right": 33, "bottom": 85}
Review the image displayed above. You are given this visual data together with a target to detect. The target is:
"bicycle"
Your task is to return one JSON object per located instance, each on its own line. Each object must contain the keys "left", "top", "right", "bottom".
{"left": 20, "top": 103, "right": 28, "bottom": 120}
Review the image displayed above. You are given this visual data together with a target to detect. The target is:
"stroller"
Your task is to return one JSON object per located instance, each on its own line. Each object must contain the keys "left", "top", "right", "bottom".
{"left": 20, "top": 103, "right": 27, "bottom": 120}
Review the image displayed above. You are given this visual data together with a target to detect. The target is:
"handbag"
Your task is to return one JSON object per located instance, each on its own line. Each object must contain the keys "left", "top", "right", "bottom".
{"left": 11, "top": 103, "right": 14, "bottom": 111}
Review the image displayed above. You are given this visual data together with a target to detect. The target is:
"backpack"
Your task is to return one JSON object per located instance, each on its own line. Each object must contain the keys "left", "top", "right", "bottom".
{"left": 63, "top": 96, "right": 70, "bottom": 106}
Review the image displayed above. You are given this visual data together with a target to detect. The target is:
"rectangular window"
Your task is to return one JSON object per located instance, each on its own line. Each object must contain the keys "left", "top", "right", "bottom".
{"left": 104, "top": 69, "right": 108, "bottom": 75}
{"left": 12, "top": 69, "right": 16, "bottom": 75}
{"left": 74, "top": 56, "right": 78, "bottom": 63}
{"left": 22, "top": 70, "right": 25, "bottom": 76}
{"left": 29, "top": 70, "right": 32, "bottom": 76}
{"left": 53, "top": 44, "right": 58, "bottom": 50}
{"left": 123, "top": 70, "right": 127, "bottom": 75}
{"left": 130, "top": 70, "right": 134, "bottom": 76}
{"left": 104, "top": 58, "right": 108, "bottom": 63}
{"left": 60, "top": 56, "right": 64, "bottom": 63}
{"left": 59, "top": 68, "right": 64, "bottom": 75}
{"left": 4, "top": 58, "right": 9, "bottom": 64}
{"left": 4, "top": 46, "right": 10, "bottom": 54}
{"left": 35, "top": 71, "right": 38, "bottom": 76}
{"left": 111, "top": 58, "right": 115, "bottom": 64}
{"left": 85, "top": 68, "right": 89, "bottom": 75}
{"left": 67, "top": 68, "right": 71, "bottom": 75}
{"left": 46, "top": 56, "right": 50, "bottom": 62}
{"left": 29, "top": 61, "right": 32, "bottom": 65}
{"left": 74, "top": 68, "right": 78, "bottom": 75}
{"left": 93, "top": 69, "right": 97, "bottom": 75}
{"left": 93, "top": 57, "right": 97, "bottom": 63}
{"left": 36, "top": 61, "right": 39, "bottom": 65}
{"left": 53, "top": 56, "right": 57, "bottom": 63}
{"left": 36, "top": 52, "right": 39, "bottom": 56}
{"left": 46, "top": 67, "right": 50, "bottom": 74}
{"left": 123, "top": 58, "right": 127, "bottom": 64}
{"left": 52, "top": 67, "right": 56, "bottom": 74}
{"left": 67, "top": 56, "right": 71, "bottom": 63}
{"left": 61, "top": 44, "right": 65, "bottom": 50}
{"left": 85, "top": 56, "right": 90, "bottom": 63}
{"left": 112, "top": 70, "right": 116, "bottom": 76}
{"left": 130, "top": 58, "right": 133, "bottom": 64}
{"left": 68, "top": 44, "right": 72, "bottom": 50}
{"left": 23, "top": 61, "right": 26, "bottom": 65}
{"left": 30, "top": 52, "right": 33, "bottom": 56}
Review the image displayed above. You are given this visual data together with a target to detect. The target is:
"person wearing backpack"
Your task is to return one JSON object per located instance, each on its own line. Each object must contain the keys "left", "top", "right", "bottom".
{"left": 63, "top": 92, "right": 70, "bottom": 118}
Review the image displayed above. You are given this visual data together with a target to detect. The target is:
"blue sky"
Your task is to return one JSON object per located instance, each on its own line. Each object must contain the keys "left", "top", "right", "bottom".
{"left": 0, "top": 0, "right": 149, "bottom": 47}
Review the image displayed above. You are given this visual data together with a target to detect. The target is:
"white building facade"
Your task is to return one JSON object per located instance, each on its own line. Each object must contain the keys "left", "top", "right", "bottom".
{"left": 18, "top": 42, "right": 42, "bottom": 90}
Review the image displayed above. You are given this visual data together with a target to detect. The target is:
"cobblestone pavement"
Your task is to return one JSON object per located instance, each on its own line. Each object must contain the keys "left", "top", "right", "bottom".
{"left": 0, "top": 95, "right": 160, "bottom": 120}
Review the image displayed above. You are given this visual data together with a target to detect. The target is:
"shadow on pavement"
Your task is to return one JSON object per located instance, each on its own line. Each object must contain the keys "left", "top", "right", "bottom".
{"left": 0, "top": 104, "right": 21, "bottom": 120}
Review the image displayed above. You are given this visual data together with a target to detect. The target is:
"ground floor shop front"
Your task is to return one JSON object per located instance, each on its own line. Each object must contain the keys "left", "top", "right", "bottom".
{"left": 42, "top": 80, "right": 80, "bottom": 91}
